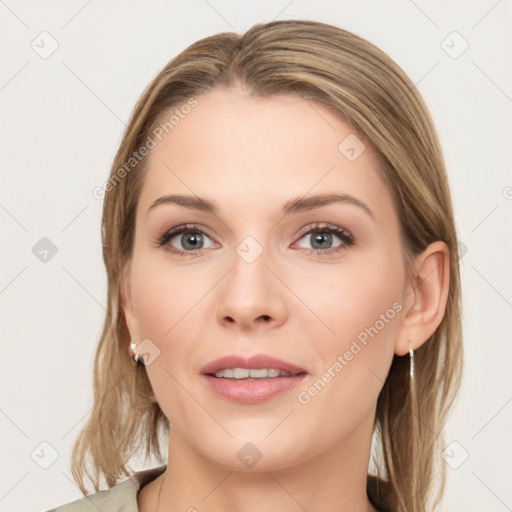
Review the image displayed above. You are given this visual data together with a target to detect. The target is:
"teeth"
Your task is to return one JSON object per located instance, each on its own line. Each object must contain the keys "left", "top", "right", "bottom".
{"left": 249, "top": 368, "right": 268, "bottom": 378}
{"left": 213, "top": 368, "right": 293, "bottom": 379}
{"left": 234, "top": 368, "right": 249, "bottom": 378}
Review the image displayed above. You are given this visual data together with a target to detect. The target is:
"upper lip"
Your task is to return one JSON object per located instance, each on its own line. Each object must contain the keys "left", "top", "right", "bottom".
{"left": 201, "top": 354, "right": 307, "bottom": 376}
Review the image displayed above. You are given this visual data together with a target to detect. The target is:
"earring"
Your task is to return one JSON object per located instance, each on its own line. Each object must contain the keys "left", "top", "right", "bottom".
{"left": 130, "top": 342, "right": 144, "bottom": 365}
{"left": 409, "top": 341, "right": 415, "bottom": 381}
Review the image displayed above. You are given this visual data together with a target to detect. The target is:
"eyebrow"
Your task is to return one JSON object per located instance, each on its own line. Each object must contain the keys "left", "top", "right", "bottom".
{"left": 146, "top": 192, "right": 374, "bottom": 219}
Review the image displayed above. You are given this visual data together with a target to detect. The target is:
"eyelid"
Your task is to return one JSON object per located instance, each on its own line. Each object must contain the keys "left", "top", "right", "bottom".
{"left": 294, "top": 222, "right": 354, "bottom": 241}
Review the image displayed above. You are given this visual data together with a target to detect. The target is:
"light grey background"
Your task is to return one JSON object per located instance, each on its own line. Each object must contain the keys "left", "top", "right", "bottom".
{"left": 1, "top": 1, "right": 511, "bottom": 511}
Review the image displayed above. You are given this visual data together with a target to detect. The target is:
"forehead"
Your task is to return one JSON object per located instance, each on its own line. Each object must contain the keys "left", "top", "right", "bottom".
{"left": 137, "top": 89, "right": 395, "bottom": 223}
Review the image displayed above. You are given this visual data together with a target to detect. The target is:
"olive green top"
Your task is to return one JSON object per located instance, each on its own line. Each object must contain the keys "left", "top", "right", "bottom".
{"left": 46, "top": 465, "right": 393, "bottom": 511}
{"left": 46, "top": 465, "right": 167, "bottom": 511}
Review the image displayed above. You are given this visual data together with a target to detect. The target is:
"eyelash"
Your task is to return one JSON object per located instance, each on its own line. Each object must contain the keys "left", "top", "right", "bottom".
{"left": 155, "top": 222, "right": 356, "bottom": 257}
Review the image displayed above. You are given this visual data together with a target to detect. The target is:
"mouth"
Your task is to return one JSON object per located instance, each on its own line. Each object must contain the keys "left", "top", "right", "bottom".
{"left": 200, "top": 354, "right": 308, "bottom": 404}
{"left": 208, "top": 367, "right": 301, "bottom": 379}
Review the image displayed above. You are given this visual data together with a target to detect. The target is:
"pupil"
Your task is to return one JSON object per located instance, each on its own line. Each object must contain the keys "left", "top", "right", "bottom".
{"left": 183, "top": 233, "right": 203, "bottom": 250}
{"left": 312, "top": 232, "right": 332, "bottom": 249}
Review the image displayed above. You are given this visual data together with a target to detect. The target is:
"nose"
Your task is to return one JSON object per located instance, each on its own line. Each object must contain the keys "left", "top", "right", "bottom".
{"left": 215, "top": 247, "right": 288, "bottom": 331}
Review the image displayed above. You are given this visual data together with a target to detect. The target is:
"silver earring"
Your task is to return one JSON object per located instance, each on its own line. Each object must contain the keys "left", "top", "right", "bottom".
{"left": 130, "top": 342, "right": 143, "bottom": 365}
{"left": 409, "top": 341, "right": 415, "bottom": 380}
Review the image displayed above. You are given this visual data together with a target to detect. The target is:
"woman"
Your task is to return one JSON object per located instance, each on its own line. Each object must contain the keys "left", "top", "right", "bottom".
{"left": 48, "top": 19, "right": 463, "bottom": 512}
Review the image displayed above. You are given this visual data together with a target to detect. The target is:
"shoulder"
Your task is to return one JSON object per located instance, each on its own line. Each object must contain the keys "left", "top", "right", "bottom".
{"left": 44, "top": 465, "right": 167, "bottom": 512}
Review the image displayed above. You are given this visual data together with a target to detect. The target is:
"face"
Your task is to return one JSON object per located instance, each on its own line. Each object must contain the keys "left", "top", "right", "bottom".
{"left": 122, "top": 88, "right": 408, "bottom": 471}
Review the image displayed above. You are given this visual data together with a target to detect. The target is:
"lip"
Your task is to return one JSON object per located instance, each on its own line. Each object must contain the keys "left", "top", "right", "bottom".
{"left": 200, "top": 354, "right": 308, "bottom": 404}
{"left": 200, "top": 354, "right": 307, "bottom": 376}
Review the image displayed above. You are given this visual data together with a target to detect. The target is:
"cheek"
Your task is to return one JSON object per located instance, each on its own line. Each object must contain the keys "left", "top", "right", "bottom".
{"left": 129, "top": 259, "right": 197, "bottom": 424}
{"left": 130, "top": 252, "right": 209, "bottom": 341}
{"left": 291, "top": 261, "right": 403, "bottom": 445}
{"left": 296, "top": 246, "right": 404, "bottom": 380}
{"left": 286, "top": 256, "right": 404, "bottom": 457}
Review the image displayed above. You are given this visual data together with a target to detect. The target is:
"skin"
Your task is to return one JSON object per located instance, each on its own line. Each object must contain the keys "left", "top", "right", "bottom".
{"left": 121, "top": 87, "right": 450, "bottom": 512}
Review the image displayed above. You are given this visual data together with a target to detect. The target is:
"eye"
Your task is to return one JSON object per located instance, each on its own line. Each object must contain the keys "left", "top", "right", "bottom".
{"left": 155, "top": 222, "right": 356, "bottom": 257}
{"left": 156, "top": 224, "right": 216, "bottom": 255}
{"left": 293, "top": 223, "right": 355, "bottom": 256}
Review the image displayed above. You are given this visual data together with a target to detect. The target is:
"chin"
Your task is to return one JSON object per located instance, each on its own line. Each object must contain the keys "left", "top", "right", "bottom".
{"left": 197, "top": 434, "right": 308, "bottom": 473}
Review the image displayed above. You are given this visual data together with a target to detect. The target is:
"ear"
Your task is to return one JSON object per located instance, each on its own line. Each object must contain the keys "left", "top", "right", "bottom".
{"left": 395, "top": 241, "right": 450, "bottom": 356}
{"left": 120, "top": 259, "right": 140, "bottom": 343}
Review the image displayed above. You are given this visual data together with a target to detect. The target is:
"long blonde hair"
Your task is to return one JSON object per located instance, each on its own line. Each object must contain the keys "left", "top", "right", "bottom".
{"left": 71, "top": 20, "right": 463, "bottom": 512}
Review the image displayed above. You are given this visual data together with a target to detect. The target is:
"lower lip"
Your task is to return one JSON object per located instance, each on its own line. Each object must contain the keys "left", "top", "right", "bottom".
{"left": 202, "top": 374, "right": 307, "bottom": 404}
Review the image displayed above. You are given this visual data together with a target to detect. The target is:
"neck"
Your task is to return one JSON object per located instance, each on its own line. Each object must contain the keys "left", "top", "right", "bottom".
{"left": 139, "top": 412, "right": 379, "bottom": 512}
